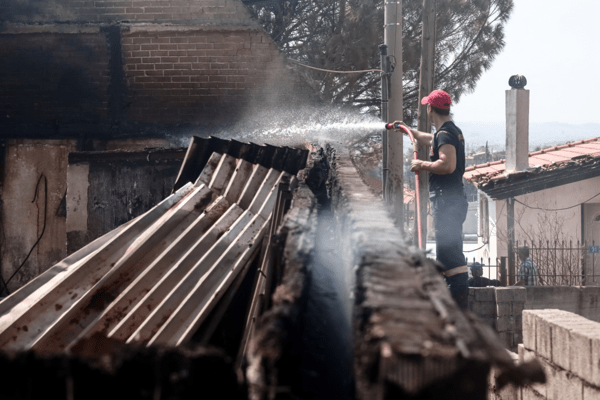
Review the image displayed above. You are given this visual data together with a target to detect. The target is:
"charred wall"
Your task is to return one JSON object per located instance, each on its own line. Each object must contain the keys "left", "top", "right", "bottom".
{"left": 0, "top": 0, "right": 318, "bottom": 291}
{"left": 0, "top": 0, "right": 318, "bottom": 138}
{"left": 66, "top": 148, "right": 186, "bottom": 254}
{"left": 0, "top": 31, "right": 111, "bottom": 137}
{"left": 1, "top": 140, "right": 77, "bottom": 292}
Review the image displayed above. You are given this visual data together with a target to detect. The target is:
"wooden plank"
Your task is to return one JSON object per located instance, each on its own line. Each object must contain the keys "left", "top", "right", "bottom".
{"left": 238, "top": 164, "right": 269, "bottom": 210}
{"left": 208, "top": 154, "right": 238, "bottom": 194}
{"left": 63, "top": 195, "right": 232, "bottom": 352}
{"left": 124, "top": 209, "right": 256, "bottom": 344}
{"left": 223, "top": 159, "right": 255, "bottom": 204}
{"left": 0, "top": 217, "right": 134, "bottom": 319}
{"left": 107, "top": 205, "right": 246, "bottom": 342}
{"left": 30, "top": 185, "right": 216, "bottom": 353}
{"left": 0, "top": 182, "right": 196, "bottom": 351}
{"left": 171, "top": 136, "right": 200, "bottom": 192}
{"left": 248, "top": 170, "right": 284, "bottom": 216}
{"left": 148, "top": 216, "right": 271, "bottom": 347}
{"left": 195, "top": 240, "right": 263, "bottom": 346}
{"left": 195, "top": 152, "right": 222, "bottom": 186}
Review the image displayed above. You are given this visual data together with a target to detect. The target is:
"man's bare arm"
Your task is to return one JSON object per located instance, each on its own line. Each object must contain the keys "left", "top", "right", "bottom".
{"left": 410, "top": 144, "right": 456, "bottom": 175}
{"left": 391, "top": 121, "right": 433, "bottom": 147}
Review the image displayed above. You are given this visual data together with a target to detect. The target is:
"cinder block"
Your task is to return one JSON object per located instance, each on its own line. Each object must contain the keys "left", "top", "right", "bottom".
{"left": 514, "top": 331, "right": 523, "bottom": 346}
{"left": 495, "top": 287, "right": 527, "bottom": 302}
{"left": 522, "top": 385, "right": 545, "bottom": 400}
{"left": 583, "top": 384, "right": 600, "bottom": 400}
{"left": 498, "top": 331, "right": 513, "bottom": 349}
{"left": 580, "top": 287, "right": 600, "bottom": 323}
{"left": 513, "top": 288, "right": 527, "bottom": 302}
{"left": 481, "top": 317, "right": 497, "bottom": 330}
{"left": 513, "top": 301, "right": 525, "bottom": 316}
{"left": 523, "top": 311, "right": 537, "bottom": 351}
{"left": 474, "top": 287, "right": 496, "bottom": 302}
{"left": 518, "top": 343, "right": 527, "bottom": 363}
{"left": 523, "top": 347, "right": 549, "bottom": 398}
{"left": 497, "top": 302, "right": 512, "bottom": 317}
{"left": 497, "top": 382, "right": 519, "bottom": 400}
{"left": 536, "top": 315, "right": 553, "bottom": 362}
{"left": 569, "top": 327, "right": 595, "bottom": 384}
{"left": 546, "top": 366, "right": 583, "bottom": 400}
{"left": 497, "top": 316, "right": 516, "bottom": 332}
{"left": 588, "top": 331, "right": 600, "bottom": 387}
{"left": 516, "top": 314, "right": 523, "bottom": 331}
{"left": 550, "top": 320, "right": 572, "bottom": 372}
{"left": 472, "top": 301, "right": 497, "bottom": 317}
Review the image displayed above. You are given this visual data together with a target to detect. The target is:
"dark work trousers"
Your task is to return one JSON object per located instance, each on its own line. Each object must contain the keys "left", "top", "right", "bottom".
{"left": 431, "top": 192, "right": 469, "bottom": 310}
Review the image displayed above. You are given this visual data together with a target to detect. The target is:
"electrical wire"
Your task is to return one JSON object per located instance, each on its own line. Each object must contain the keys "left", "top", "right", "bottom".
{"left": 514, "top": 191, "right": 600, "bottom": 212}
{"left": 288, "top": 58, "right": 383, "bottom": 74}
{"left": 464, "top": 242, "right": 487, "bottom": 253}
{"left": 1, "top": 174, "right": 48, "bottom": 293}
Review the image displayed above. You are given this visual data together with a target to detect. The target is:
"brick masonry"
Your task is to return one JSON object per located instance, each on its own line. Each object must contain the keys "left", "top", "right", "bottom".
{"left": 0, "top": 0, "right": 254, "bottom": 25}
{"left": 517, "top": 310, "right": 600, "bottom": 400}
{"left": 122, "top": 28, "right": 315, "bottom": 124}
{"left": 0, "top": 0, "right": 318, "bottom": 135}
{"left": 0, "top": 32, "right": 111, "bottom": 124}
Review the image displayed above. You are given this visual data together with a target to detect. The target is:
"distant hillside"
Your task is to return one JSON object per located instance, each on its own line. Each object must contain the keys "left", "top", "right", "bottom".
{"left": 458, "top": 121, "right": 600, "bottom": 152}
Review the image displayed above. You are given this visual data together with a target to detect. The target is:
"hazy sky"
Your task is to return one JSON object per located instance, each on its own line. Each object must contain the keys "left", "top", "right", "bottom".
{"left": 452, "top": 0, "right": 600, "bottom": 124}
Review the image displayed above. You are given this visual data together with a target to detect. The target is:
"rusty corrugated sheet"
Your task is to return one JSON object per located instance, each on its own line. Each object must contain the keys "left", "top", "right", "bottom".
{"left": 0, "top": 139, "right": 307, "bottom": 354}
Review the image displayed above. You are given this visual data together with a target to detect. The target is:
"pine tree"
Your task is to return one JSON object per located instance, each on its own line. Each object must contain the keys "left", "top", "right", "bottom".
{"left": 247, "top": 0, "right": 513, "bottom": 124}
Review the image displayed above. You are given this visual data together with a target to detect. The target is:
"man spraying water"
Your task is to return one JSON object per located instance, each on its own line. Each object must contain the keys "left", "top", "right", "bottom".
{"left": 391, "top": 90, "right": 469, "bottom": 310}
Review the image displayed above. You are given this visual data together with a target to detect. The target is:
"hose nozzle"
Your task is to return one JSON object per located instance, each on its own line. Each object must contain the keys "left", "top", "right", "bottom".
{"left": 385, "top": 123, "right": 401, "bottom": 130}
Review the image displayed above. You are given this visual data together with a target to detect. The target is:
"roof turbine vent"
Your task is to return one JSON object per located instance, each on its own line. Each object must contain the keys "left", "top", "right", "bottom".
{"left": 509, "top": 75, "right": 527, "bottom": 89}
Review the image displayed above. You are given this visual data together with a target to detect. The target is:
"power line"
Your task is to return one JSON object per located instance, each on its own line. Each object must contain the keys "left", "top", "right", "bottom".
{"left": 288, "top": 58, "right": 382, "bottom": 74}
{"left": 513, "top": 191, "right": 600, "bottom": 212}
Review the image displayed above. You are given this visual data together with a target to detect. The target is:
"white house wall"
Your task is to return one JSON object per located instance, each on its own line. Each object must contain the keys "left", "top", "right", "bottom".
{"left": 493, "top": 175, "right": 600, "bottom": 258}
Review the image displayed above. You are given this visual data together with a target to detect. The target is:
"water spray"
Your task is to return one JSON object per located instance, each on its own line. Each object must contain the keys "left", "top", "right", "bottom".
{"left": 385, "top": 122, "right": 423, "bottom": 249}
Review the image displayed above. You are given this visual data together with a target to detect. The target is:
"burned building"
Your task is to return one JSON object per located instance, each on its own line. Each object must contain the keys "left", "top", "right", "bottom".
{"left": 0, "top": 0, "right": 318, "bottom": 292}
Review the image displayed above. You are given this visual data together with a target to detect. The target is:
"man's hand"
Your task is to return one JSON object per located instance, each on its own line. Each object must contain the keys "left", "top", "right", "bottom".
{"left": 392, "top": 121, "right": 412, "bottom": 135}
{"left": 410, "top": 159, "right": 425, "bottom": 172}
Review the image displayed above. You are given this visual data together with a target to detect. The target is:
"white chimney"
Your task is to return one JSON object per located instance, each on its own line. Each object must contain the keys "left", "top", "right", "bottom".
{"left": 505, "top": 75, "right": 529, "bottom": 172}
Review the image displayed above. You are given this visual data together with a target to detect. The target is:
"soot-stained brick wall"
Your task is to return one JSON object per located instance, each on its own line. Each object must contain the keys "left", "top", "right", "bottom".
{"left": 0, "top": 0, "right": 252, "bottom": 24}
{"left": 122, "top": 28, "right": 315, "bottom": 124}
{"left": 0, "top": 0, "right": 318, "bottom": 137}
{"left": 0, "top": 32, "right": 110, "bottom": 132}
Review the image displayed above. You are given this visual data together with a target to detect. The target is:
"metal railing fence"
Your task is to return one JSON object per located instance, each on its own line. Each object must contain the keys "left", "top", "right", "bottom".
{"left": 466, "top": 240, "right": 600, "bottom": 286}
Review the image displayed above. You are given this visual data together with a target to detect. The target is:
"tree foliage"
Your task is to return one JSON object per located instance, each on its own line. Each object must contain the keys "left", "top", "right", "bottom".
{"left": 247, "top": 0, "right": 513, "bottom": 123}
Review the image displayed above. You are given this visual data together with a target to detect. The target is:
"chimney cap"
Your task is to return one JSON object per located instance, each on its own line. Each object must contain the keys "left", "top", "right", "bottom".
{"left": 509, "top": 75, "right": 527, "bottom": 89}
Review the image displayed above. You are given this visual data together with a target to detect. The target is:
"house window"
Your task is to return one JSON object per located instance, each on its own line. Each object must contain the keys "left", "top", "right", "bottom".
{"left": 479, "top": 195, "right": 489, "bottom": 241}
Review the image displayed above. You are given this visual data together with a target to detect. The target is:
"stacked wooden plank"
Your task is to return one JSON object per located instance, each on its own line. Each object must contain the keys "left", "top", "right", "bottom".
{"left": 0, "top": 139, "right": 306, "bottom": 354}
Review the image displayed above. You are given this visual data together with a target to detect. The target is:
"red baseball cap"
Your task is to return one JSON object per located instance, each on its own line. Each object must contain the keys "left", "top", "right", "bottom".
{"left": 421, "top": 90, "right": 451, "bottom": 109}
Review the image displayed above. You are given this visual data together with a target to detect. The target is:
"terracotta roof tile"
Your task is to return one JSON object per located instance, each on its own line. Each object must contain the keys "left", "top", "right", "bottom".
{"left": 464, "top": 137, "right": 600, "bottom": 182}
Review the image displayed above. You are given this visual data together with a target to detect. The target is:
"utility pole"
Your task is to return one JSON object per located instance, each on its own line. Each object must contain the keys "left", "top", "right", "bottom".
{"left": 415, "top": 0, "right": 436, "bottom": 247}
{"left": 384, "top": 0, "right": 403, "bottom": 226}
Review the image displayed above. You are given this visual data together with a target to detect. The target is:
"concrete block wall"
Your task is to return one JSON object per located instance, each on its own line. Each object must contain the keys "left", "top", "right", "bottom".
{"left": 526, "top": 286, "right": 600, "bottom": 323}
{"left": 518, "top": 309, "right": 600, "bottom": 400}
{"left": 469, "top": 287, "right": 526, "bottom": 350}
